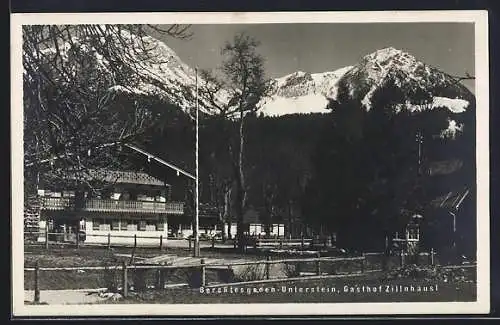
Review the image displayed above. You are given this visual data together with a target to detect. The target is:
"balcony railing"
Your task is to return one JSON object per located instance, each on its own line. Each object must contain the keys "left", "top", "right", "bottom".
{"left": 40, "top": 197, "right": 184, "bottom": 215}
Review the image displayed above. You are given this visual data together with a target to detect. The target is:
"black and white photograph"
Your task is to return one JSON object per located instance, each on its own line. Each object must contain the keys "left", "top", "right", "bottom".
{"left": 11, "top": 11, "right": 489, "bottom": 316}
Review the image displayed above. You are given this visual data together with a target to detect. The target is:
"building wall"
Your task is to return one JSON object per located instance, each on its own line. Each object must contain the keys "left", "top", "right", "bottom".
{"left": 84, "top": 219, "right": 168, "bottom": 245}
{"left": 224, "top": 224, "right": 238, "bottom": 238}
{"left": 37, "top": 217, "right": 169, "bottom": 246}
{"left": 248, "top": 223, "right": 285, "bottom": 236}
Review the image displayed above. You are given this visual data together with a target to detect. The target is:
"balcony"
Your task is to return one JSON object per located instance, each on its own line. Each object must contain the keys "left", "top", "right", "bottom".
{"left": 40, "top": 197, "right": 184, "bottom": 215}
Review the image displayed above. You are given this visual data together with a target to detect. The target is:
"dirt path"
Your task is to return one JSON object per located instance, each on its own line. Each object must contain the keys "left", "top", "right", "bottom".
{"left": 24, "top": 289, "right": 109, "bottom": 305}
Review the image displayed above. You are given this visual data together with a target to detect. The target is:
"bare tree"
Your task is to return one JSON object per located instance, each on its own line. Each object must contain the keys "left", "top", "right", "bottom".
{"left": 198, "top": 33, "right": 272, "bottom": 250}
{"left": 23, "top": 24, "right": 192, "bottom": 190}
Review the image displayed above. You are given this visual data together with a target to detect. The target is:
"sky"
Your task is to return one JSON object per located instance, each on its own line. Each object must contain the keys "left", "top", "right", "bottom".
{"left": 156, "top": 23, "right": 475, "bottom": 92}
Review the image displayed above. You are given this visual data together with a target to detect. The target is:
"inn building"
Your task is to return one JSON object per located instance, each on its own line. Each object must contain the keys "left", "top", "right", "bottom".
{"left": 27, "top": 144, "right": 196, "bottom": 245}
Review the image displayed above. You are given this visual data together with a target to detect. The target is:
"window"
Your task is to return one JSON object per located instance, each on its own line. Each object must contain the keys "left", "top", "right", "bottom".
{"left": 127, "top": 224, "right": 138, "bottom": 231}
{"left": 50, "top": 192, "right": 62, "bottom": 198}
{"left": 62, "top": 191, "right": 75, "bottom": 198}
{"left": 120, "top": 219, "right": 128, "bottom": 231}
{"left": 99, "top": 224, "right": 111, "bottom": 231}
{"left": 111, "top": 220, "right": 120, "bottom": 231}
{"left": 111, "top": 193, "right": 121, "bottom": 200}
{"left": 93, "top": 218, "right": 110, "bottom": 231}
{"left": 92, "top": 219, "right": 102, "bottom": 231}
{"left": 407, "top": 227, "right": 419, "bottom": 240}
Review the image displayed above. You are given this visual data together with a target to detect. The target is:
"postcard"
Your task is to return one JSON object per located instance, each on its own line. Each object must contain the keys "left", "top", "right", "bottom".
{"left": 11, "top": 10, "right": 489, "bottom": 317}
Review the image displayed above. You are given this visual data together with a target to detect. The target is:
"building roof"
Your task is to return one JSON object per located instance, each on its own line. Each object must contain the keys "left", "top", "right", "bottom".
{"left": 429, "top": 187, "right": 470, "bottom": 211}
{"left": 55, "top": 169, "right": 167, "bottom": 187}
{"left": 125, "top": 144, "right": 195, "bottom": 180}
{"left": 27, "top": 143, "right": 195, "bottom": 181}
{"left": 427, "top": 159, "right": 464, "bottom": 176}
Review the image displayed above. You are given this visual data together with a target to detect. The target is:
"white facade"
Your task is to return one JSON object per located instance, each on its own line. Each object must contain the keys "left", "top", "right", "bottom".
{"left": 83, "top": 219, "right": 169, "bottom": 245}
{"left": 248, "top": 223, "right": 285, "bottom": 237}
{"left": 37, "top": 217, "right": 169, "bottom": 246}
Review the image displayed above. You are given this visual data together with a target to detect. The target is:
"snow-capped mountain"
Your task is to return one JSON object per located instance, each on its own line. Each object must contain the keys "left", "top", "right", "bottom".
{"left": 258, "top": 47, "right": 473, "bottom": 121}
{"left": 329, "top": 47, "right": 473, "bottom": 110}
{"left": 37, "top": 28, "right": 473, "bottom": 131}
{"left": 327, "top": 47, "right": 474, "bottom": 139}
{"left": 34, "top": 26, "right": 228, "bottom": 116}
{"left": 257, "top": 67, "right": 352, "bottom": 116}
{"left": 103, "top": 29, "right": 229, "bottom": 114}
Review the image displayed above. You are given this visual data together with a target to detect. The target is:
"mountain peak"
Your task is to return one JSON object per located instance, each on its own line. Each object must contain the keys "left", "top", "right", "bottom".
{"left": 367, "top": 47, "right": 404, "bottom": 60}
{"left": 331, "top": 46, "right": 473, "bottom": 117}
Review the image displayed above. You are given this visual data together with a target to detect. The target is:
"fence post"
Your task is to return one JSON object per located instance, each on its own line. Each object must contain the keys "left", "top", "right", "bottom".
{"left": 316, "top": 252, "right": 321, "bottom": 275}
{"left": 200, "top": 259, "right": 206, "bottom": 287}
{"left": 76, "top": 221, "right": 80, "bottom": 249}
{"left": 158, "top": 267, "right": 166, "bottom": 290}
{"left": 301, "top": 235, "right": 304, "bottom": 249}
{"left": 107, "top": 233, "right": 111, "bottom": 249}
{"left": 159, "top": 235, "right": 163, "bottom": 251}
{"left": 431, "top": 248, "right": 435, "bottom": 266}
{"left": 266, "top": 255, "right": 271, "bottom": 280}
{"left": 296, "top": 259, "right": 302, "bottom": 276}
{"left": 122, "top": 261, "right": 128, "bottom": 298}
{"left": 45, "top": 223, "right": 49, "bottom": 250}
{"left": 34, "top": 261, "right": 40, "bottom": 303}
{"left": 134, "top": 234, "right": 137, "bottom": 249}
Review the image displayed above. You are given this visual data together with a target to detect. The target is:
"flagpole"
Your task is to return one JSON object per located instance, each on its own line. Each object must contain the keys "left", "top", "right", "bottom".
{"left": 194, "top": 67, "right": 200, "bottom": 257}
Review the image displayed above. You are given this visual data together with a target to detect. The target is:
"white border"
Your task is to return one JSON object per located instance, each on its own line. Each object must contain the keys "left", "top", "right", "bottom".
{"left": 11, "top": 10, "right": 490, "bottom": 317}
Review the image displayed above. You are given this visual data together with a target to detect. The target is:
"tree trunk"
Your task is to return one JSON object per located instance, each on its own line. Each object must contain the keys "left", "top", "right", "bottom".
{"left": 227, "top": 220, "right": 232, "bottom": 240}
{"left": 224, "top": 185, "right": 232, "bottom": 240}
{"left": 235, "top": 111, "right": 247, "bottom": 251}
{"left": 263, "top": 187, "right": 272, "bottom": 238}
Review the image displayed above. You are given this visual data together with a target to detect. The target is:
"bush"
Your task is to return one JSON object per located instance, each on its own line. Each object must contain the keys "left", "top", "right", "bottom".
{"left": 102, "top": 264, "right": 120, "bottom": 292}
{"left": 282, "top": 261, "right": 301, "bottom": 277}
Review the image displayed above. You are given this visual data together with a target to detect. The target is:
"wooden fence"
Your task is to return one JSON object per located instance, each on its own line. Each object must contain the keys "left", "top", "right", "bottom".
{"left": 24, "top": 231, "right": 317, "bottom": 251}
{"left": 25, "top": 254, "right": 369, "bottom": 302}
{"left": 24, "top": 231, "right": 225, "bottom": 251}
{"left": 24, "top": 250, "right": 469, "bottom": 304}
{"left": 251, "top": 237, "right": 314, "bottom": 249}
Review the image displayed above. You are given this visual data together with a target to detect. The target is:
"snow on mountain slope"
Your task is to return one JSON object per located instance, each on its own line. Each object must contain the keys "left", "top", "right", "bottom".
{"left": 258, "top": 66, "right": 353, "bottom": 116}
{"left": 257, "top": 48, "right": 473, "bottom": 117}
{"left": 258, "top": 94, "right": 331, "bottom": 116}
{"left": 104, "top": 29, "right": 230, "bottom": 114}
{"left": 432, "top": 97, "right": 469, "bottom": 113}
{"left": 37, "top": 29, "right": 473, "bottom": 123}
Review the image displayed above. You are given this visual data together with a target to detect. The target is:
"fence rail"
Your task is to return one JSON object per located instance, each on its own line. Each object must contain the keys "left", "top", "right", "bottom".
{"left": 24, "top": 231, "right": 230, "bottom": 251}
{"left": 25, "top": 231, "right": 318, "bottom": 251}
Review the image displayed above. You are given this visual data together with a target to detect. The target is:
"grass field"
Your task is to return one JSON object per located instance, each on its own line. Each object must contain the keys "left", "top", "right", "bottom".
{"left": 24, "top": 245, "right": 263, "bottom": 290}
